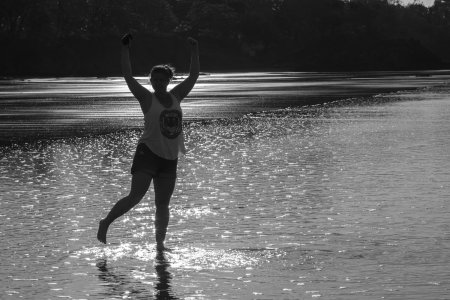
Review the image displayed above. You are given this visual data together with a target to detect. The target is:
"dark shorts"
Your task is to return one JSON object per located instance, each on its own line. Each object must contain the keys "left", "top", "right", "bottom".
{"left": 131, "top": 143, "right": 178, "bottom": 178}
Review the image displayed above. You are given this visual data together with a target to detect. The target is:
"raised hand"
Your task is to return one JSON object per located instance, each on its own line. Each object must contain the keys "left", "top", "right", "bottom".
{"left": 121, "top": 33, "right": 133, "bottom": 46}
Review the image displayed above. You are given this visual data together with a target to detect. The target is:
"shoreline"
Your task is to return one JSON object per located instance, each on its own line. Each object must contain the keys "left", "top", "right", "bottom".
{"left": 1, "top": 85, "right": 447, "bottom": 147}
{"left": 1, "top": 69, "right": 450, "bottom": 81}
{"left": 1, "top": 71, "right": 449, "bottom": 146}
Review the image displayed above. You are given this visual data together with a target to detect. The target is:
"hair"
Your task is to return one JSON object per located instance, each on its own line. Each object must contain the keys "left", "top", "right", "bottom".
{"left": 150, "top": 64, "right": 175, "bottom": 80}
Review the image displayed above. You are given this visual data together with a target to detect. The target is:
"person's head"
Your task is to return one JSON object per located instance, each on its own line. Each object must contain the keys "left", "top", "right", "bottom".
{"left": 150, "top": 64, "right": 174, "bottom": 92}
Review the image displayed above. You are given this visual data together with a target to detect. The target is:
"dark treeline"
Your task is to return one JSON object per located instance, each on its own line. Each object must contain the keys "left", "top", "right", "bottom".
{"left": 1, "top": 0, "right": 450, "bottom": 76}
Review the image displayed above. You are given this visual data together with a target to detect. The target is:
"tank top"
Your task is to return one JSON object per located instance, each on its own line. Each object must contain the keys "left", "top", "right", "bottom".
{"left": 138, "top": 93, "right": 186, "bottom": 160}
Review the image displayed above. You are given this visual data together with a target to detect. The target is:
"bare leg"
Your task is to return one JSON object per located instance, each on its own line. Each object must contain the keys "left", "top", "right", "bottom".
{"left": 153, "top": 176, "right": 176, "bottom": 251}
{"left": 97, "top": 172, "right": 152, "bottom": 244}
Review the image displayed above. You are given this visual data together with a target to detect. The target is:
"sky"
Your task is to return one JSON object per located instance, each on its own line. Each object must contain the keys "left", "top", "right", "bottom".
{"left": 400, "top": 0, "right": 435, "bottom": 6}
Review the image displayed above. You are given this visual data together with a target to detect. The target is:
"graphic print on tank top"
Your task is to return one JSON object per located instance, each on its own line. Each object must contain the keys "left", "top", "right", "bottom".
{"left": 160, "top": 110, "right": 182, "bottom": 139}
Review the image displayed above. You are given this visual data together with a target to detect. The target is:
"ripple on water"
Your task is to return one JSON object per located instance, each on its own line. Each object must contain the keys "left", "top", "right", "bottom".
{"left": 1, "top": 88, "right": 450, "bottom": 299}
{"left": 76, "top": 243, "right": 278, "bottom": 271}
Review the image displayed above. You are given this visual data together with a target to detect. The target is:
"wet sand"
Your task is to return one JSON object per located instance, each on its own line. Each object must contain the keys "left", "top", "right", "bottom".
{"left": 1, "top": 70, "right": 450, "bottom": 143}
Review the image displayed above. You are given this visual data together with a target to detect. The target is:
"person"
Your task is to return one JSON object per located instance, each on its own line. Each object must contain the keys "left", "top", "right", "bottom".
{"left": 97, "top": 33, "right": 199, "bottom": 251}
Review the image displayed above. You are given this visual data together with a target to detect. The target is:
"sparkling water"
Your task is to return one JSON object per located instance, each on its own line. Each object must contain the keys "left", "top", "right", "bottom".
{"left": 1, "top": 74, "right": 450, "bottom": 299}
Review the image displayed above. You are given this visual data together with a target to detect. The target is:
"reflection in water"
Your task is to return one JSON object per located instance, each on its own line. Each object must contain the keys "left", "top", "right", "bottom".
{"left": 154, "top": 251, "right": 178, "bottom": 300}
{"left": 95, "top": 259, "right": 149, "bottom": 299}
{"left": 95, "top": 252, "right": 178, "bottom": 300}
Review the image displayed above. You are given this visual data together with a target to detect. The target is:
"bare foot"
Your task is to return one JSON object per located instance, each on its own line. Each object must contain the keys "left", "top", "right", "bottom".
{"left": 97, "top": 219, "right": 109, "bottom": 244}
{"left": 156, "top": 242, "right": 171, "bottom": 253}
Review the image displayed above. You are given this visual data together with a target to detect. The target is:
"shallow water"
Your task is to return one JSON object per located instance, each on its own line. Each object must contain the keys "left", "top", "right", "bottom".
{"left": 1, "top": 75, "right": 450, "bottom": 299}
{"left": 1, "top": 71, "right": 450, "bottom": 142}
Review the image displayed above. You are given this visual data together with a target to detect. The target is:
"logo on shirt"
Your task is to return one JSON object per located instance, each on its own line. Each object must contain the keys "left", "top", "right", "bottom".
{"left": 160, "top": 110, "right": 182, "bottom": 139}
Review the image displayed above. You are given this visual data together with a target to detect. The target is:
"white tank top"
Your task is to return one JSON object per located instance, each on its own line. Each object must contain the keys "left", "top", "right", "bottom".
{"left": 138, "top": 93, "right": 186, "bottom": 160}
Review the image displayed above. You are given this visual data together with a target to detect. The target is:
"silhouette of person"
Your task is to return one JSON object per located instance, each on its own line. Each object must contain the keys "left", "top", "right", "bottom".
{"left": 97, "top": 33, "right": 199, "bottom": 251}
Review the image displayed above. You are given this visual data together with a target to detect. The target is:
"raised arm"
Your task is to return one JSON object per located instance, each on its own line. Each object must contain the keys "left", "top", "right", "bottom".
{"left": 121, "top": 33, "right": 150, "bottom": 112}
{"left": 171, "top": 37, "right": 200, "bottom": 101}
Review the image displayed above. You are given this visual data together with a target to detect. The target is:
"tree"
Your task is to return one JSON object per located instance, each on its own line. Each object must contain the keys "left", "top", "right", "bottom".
{"left": 430, "top": 0, "right": 450, "bottom": 26}
{"left": 0, "top": 0, "right": 42, "bottom": 38}
{"left": 186, "top": 0, "right": 239, "bottom": 40}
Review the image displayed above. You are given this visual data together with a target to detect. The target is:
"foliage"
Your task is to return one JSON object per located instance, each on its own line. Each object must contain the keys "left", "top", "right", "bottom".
{"left": 1, "top": 0, "right": 449, "bottom": 75}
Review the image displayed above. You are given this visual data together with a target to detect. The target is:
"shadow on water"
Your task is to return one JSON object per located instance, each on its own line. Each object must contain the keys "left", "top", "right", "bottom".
{"left": 95, "top": 251, "right": 178, "bottom": 300}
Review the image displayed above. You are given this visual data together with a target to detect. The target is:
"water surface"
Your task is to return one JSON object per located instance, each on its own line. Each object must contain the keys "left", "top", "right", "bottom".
{"left": 1, "top": 70, "right": 449, "bottom": 142}
{"left": 1, "top": 73, "right": 450, "bottom": 299}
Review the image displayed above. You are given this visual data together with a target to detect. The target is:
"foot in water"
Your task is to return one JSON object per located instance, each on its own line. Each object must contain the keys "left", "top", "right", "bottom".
{"left": 156, "top": 242, "right": 171, "bottom": 253}
{"left": 97, "top": 219, "right": 109, "bottom": 244}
